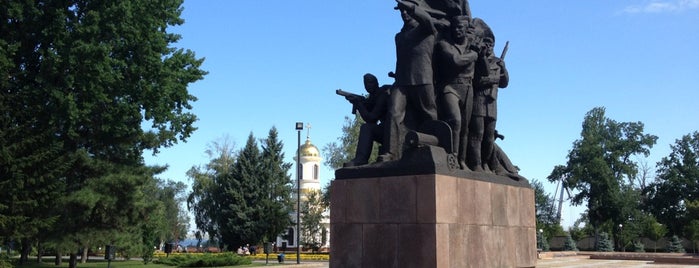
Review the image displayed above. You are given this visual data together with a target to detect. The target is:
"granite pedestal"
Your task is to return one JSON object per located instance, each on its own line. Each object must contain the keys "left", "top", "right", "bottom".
{"left": 330, "top": 148, "right": 536, "bottom": 268}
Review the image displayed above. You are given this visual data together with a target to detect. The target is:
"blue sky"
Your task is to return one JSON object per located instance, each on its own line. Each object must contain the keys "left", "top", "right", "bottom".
{"left": 143, "top": 0, "right": 699, "bottom": 229}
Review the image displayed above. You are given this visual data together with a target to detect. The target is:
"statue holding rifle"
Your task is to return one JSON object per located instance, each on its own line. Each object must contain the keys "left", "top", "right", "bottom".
{"left": 468, "top": 18, "right": 510, "bottom": 173}
{"left": 336, "top": 73, "right": 391, "bottom": 167}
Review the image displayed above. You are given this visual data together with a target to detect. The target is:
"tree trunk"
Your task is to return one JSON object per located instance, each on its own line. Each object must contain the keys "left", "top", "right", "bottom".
{"left": 69, "top": 252, "right": 77, "bottom": 268}
{"left": 55, "top": 250, "right": 62, "bottom": 266}
{"left": 19, "top": 238, "right": 30, "bottom": 265}
{"left": 81, "top": 244, "right": 89, "bottom": 263}
{"left": 37, "top": 240, "right": 43, "bottom": 263}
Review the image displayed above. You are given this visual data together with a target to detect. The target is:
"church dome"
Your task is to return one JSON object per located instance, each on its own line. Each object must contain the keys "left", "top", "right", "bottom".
{"left": 298, "top": 139, "right": 320, "bottom": 157}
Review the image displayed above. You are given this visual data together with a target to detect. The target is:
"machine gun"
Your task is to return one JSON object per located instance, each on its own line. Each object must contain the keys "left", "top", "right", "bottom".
{"left": 335, "top": 89, "right": 364, "bottom": 114}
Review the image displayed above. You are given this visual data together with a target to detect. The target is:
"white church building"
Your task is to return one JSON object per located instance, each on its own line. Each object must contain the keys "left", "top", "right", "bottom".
{"left": 275, "top": 131, "right": 330, "bottom": 251}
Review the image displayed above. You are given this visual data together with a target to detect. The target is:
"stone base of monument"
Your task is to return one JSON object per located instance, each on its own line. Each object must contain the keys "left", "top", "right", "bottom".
{"left": 330, "top": 146, "right": 537, "bottom": 268}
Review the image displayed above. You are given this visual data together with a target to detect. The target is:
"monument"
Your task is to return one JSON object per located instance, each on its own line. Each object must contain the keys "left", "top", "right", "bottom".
{"left": 331, "top": 0, "right": 536, "bottom": 267}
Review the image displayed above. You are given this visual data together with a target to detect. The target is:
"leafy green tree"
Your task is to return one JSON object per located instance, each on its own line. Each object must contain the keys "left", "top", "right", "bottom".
{"left": 645, "top": 132, "right": 699, "bottom": 236}
{"left": 684, "top": 199, "right": 699, "bottom": 253}
{"left": 1, "top": 0, "right": 205, "bottom": 265}
{"left": 324, "top": 116, "right": 362, "bottom": 170}
{"left": 300, "top": 190, "right": 326, "bottom": 252}
{"left": 531, "top": 179, "right": 558, "bottom": 227}
{"left": 531, "top": 179, "right": 563, "bottom": 240}
{"left": 157, "top": 180, "right": 190, "bottom": 245}
{"left": 645, "top": 218, "right": 668, "bottom": 252}
{"left": 187, "top": 137, "right": 237, "bottom": 248}
{"left": 548, "top": 107, "right": 657, "bottom": 236}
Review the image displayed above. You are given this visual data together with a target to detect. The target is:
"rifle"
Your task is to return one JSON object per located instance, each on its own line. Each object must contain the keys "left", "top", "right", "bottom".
{"left": 500, "top": 41, "right": 509, "bottom": 60}
{"left": 335, "top": 89, "right": 363, "bottom": 114}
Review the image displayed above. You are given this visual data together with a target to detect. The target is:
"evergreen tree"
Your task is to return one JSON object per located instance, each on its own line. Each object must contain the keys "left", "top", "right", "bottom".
{"left": 667, "top": 235, "right": 686, "bottom": 253}
{"left": 258, "top": 127, "right": 294, "bottom": 246}
{"left": 596, "top": 232, "right": 614, "bottom": 252}
{"left": 563, "top": 233, "right": 578, "bottom": 251}
{"left": 219, "top": 133, "right": 262, "bottom": 250}
{"left": 1, "top": 0, "right": 206, "bottom": 265}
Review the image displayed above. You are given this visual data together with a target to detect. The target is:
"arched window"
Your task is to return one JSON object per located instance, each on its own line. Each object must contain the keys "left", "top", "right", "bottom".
{"left": 313, "top": 164, "right": 319, "bottom": 180}
{"left": 287, "top": 227, "right": 295, "bottom": 246}
{"left": 298, "top": 164, "right": 303, "bottom": 180}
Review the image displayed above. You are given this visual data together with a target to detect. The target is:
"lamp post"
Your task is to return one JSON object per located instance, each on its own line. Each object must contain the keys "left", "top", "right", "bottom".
{"left": 295, "top": 122, "right": 303, "bottom": 264}
{"left": 619, "top": 223, "right": 624, "bottom": 252}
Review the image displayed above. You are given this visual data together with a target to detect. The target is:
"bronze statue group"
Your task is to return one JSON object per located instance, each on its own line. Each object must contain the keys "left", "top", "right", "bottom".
{"left": 340, "top": 0, "right": 523, "bottom": 180}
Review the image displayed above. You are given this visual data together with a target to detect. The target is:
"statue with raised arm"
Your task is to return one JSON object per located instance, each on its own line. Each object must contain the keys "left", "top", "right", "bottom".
{"left": 383, "top": 0, "right": 446, "bottom": 161}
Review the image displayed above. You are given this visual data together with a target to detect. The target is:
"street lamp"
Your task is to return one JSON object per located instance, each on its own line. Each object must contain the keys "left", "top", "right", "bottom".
{"left": 295, "top": 122, "right": 303, "bottom": 264}
{"left": 619, "top": 224, "right": 624, "bottom": 252}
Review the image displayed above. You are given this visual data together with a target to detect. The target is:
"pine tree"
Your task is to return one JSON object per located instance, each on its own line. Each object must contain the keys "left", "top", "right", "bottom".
{"left": 667, "top": 235, "right": 686, "bottom": 253}
{"left": 259, "top": 127, "right": 294, "bottom": 245}
{"left": 219, "top": 133, "right": 262, "bottom": 250}
{"left": 597, "top": 232, "right": 614, "bottom": 252}
{"left": 564, "top": 233, "right": 578, "bottom": 251}
{"left": 1, "top": 0, "right": 206, "bottom": 265}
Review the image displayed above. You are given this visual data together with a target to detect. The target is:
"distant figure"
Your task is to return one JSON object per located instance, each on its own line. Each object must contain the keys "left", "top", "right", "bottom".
{"left": 343, "top": 73, "right": 390, "bottom": 167}
{"left": 385, "top": 0, "right": 446, "bottom": 161}
{"left": 434, "top": 15, "right": 478, "bottom": 169}
{"left": 469, "top": 18, "right": 509, "bottom": 172}
{"left": 250, "top": 245, "right": 256, "bottom": 255}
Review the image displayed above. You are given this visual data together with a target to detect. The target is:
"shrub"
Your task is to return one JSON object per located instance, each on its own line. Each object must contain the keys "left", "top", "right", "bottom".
{"left": 156, "top": 253, "right": 252, "bottom": 267}
{"left": 0, "top": 253, "right": 13, "bottom": 268}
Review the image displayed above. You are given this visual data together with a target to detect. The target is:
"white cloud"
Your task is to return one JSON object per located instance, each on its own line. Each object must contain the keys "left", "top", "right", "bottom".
{"left": 622, "top": 0, "right": 699, "bottom": 13}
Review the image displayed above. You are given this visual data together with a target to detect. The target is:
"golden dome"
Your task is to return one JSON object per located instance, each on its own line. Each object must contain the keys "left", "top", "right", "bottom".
{"left": 298, "top": 139, "right": 320, "bottom": 157}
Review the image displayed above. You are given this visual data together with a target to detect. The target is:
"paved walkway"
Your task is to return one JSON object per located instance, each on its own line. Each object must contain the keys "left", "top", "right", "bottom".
{"left": 264, "top": 256, "right": 699, "bottom": 267}
{"left": 538, "top": 255, "right": 699, "bottom": 267}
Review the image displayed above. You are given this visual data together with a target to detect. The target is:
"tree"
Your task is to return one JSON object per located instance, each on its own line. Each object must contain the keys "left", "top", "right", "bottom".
{"left": 563, "top": 233, "right": 578, "bottom": 251}
{"left": 258, "top": 127, "right": 294, "bottom": 246}
{"left": 188, "top": 130, "right": 294, "bottom": 251}
{"left": 645, "top": 218, "right": 667, "bottom": 252}
{"left": 548, "top": 107, "right": 657, "bottom": 235}
{"left": 531, "top": 179, "right": 563, "bottom": 239}
{"left": 219, "top": 134, "right": 262, "bottom": 250}
{"left": 667, "top": 235, "right": 686, "bottom": 253}
{"left": 596, "top": 232, "right": 614, "bottom": 252}
{"left": 324, "top": 116, "right": 362, "bottom": 170}
{"left": 532, "top": 179, "right": 558, "bottom": 227}
{"left": 1, "top": 0, "right": 206, "bottom": 265}
{"left": 300, "top": 190, "right": 326, "bottom": 252}
{"left": 645, "top": 132, "right": 699, "bottom": 236}
{"left": 187, "top": 136, "right": 237, "bottom": 248}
